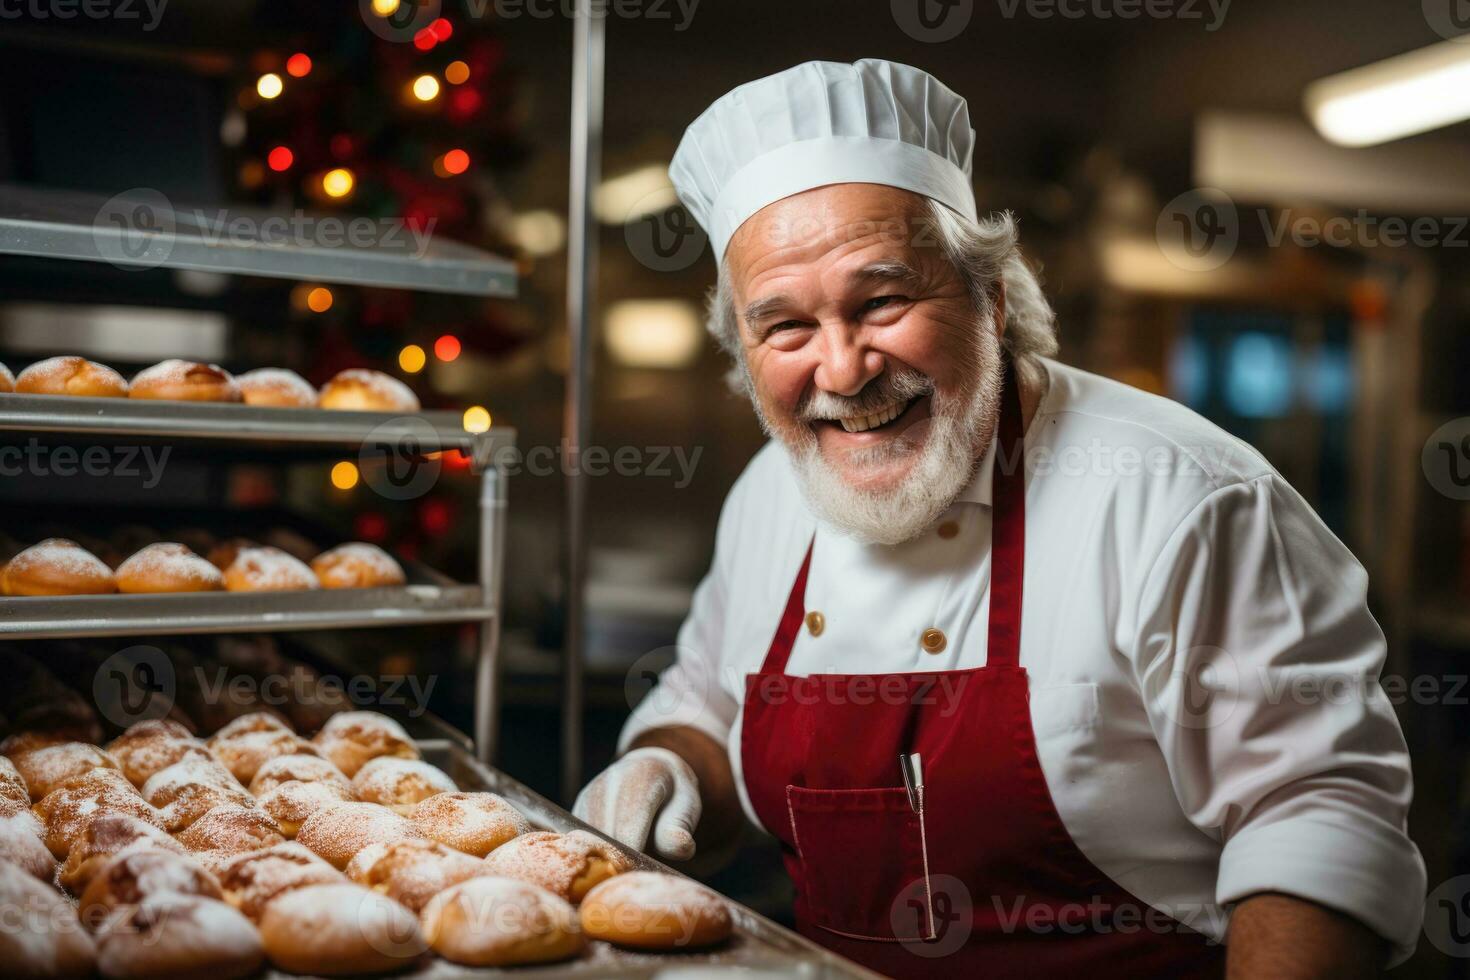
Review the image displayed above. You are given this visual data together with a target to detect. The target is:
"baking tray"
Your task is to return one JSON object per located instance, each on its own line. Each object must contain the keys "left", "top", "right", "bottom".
{"left": 0, "top": 584, "right": 494, "bottom": 639}
{"left": 343, "top": 739, "right": 881, "bottom": 980}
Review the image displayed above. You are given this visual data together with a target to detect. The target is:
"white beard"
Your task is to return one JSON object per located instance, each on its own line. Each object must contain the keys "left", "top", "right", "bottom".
{"left": 750, "top": 329, "right": 1004, "bottom": 546}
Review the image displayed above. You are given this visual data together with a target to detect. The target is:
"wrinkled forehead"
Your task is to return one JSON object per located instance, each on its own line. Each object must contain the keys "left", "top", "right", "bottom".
{"left": 725, "top": 183, "right": 939, "bottom": 289}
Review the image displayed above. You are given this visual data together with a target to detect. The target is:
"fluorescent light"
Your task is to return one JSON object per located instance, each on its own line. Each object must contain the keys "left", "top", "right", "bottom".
{"left": 1305, "top": 40, "right": 1470, "bottom": 147}
{"left": 594, "top": 165, "right": 677, "bottom": 224}
{"left": 604, "top": 299, "right": 702, "bottom": 369}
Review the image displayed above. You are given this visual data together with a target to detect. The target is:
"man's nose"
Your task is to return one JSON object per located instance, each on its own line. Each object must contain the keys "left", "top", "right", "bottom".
{"left": 813, "top": 324, "right": 884, "bottom": 397}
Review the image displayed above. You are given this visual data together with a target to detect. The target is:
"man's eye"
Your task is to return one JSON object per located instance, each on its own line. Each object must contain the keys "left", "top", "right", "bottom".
{"left": 768, "top": 320, "right": 805, "bottom": 332}
{"left": 861, "top": 295, "right": 905, "bottom": 313}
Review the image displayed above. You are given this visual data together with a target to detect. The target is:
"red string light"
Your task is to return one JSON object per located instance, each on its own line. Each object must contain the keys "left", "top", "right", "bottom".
{"left": 442, "top": 149, "right": 470, "bottom": 175}
{"left": 434, "top": 334, "right": 462, "bottom": 361}
{"left": 267, "top": 146, "right": 294, "bottom": 171}
{"left": 286, "top": 53, "right": 312, "bottom": 78}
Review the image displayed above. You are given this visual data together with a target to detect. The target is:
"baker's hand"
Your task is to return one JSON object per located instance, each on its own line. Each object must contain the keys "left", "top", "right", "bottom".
{"left": 573, "top": 747, "right": 701, "bottom": 861}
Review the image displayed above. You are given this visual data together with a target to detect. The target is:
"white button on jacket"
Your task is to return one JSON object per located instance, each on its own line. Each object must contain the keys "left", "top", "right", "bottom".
{"left": 621, "top": 358, "right": 1426, "bottom": 963}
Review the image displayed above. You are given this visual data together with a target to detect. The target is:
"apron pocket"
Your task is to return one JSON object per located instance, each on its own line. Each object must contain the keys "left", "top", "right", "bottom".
{"left": 785, "top": 784, "right": 929, "bottom": 941}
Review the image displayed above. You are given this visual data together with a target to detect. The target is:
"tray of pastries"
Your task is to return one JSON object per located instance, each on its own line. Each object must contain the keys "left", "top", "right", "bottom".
{"left": 0, "top": 513, "right": 487, "bottom": 638}
{"left": 0, "top": 703, "right": 872, "bottom": 978}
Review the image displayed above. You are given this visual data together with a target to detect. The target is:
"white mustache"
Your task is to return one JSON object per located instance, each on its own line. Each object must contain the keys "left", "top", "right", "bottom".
{"left": 796, "top": 370, "right": 935, "bottom": 422}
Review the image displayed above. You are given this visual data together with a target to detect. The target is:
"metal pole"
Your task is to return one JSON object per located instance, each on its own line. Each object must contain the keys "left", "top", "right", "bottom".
{"left": 562, "top": 0, "right": 604, "bottom": 803}
{"left": 475, "top": 462, "right": 507, "bottom": 764}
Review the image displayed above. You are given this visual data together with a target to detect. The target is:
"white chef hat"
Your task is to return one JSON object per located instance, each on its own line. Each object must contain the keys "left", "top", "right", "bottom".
{"left": 670, "top": 59, "right": 977, "bottom": 261}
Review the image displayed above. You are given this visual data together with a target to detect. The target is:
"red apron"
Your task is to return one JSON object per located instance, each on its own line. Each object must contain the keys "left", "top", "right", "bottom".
{"left": 740, "top": 363, "right": 1226, "bottom": 979}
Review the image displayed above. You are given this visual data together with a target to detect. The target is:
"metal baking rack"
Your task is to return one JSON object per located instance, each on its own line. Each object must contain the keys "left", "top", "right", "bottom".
{"left": 0, "top": 187, "right": 517, "bottom": 764}
{"left": 0, "top": 184, "right": 518, "bottom": 296}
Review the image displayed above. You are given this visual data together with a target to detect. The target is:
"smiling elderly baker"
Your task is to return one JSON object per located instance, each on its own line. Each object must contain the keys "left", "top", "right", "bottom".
{"left": 574, "top": 60, "right": 1425, "bottom": 978}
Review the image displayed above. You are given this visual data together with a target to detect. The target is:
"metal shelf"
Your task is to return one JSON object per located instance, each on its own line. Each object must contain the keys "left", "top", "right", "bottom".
{"left": 0, "top": 585, "right": 494, "bottom": 640}
{"left": 0, "top": 184, "right": 518, "bottom": 297}
{"left": 0, "top": 392, "right": 514, "bottom": 458}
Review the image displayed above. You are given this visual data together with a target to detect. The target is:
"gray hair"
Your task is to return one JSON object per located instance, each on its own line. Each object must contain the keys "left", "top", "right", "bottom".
{"left": 706, "top": 200, "right": 1057, "bottom": 389}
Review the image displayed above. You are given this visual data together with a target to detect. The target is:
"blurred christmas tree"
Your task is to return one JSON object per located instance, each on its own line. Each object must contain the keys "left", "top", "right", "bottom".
{"left": 224, "top": 0, "right": 532, "bottom": 398}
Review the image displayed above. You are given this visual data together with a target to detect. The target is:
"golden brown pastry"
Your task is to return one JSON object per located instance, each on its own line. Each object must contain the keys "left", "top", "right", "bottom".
{"left": 115, "top": 542, "right": 225, "bottom": 594}
{"left": 129, "top": 359, "right": 242, "bottom": 402}
{"left": 205, "top": 537, "right": 258, "bottom": 571}
{"left": 209, "top": 730, "right": 320, "bottom": 785}
{"left": 258, "top": 779, "right": 352, "bottom": 838}
{"left": 222, "top": 546, "right": 320, "bottom": 592}
{"left": 0, "top": 859, "right": 96, "bottom": 979}
{"left": 78, "top": 848, "right": 222, "bottom": 923}
{"left": 140, "top": 757, "right": 241, "bottom": 807}
{"left": 2, "top": 538, "right": 116, "bottom": 596}
{"left": 0, "top": 754, "right": 33, "bottom": 814}
{"left": 0, "top": 361, "right": 12, "bottom": 392}
{"left": 578, "top": 870, "right": 733, "bottom": 951}
{"left": 37, "top": 768, "right": 162, "bottom": 858}
{"left": 310, "top": 542, "right": 407, "bottom": 589}
{"left": 175, "top": 803, "right": 284, "bottom": 858}
{"left": 351, "top": 757, "right": 455, "bottom": 814}
{"left": 0, "top": 730, "right": 66, "bottom": 759}
{"left": 107, "top": 720, "right": 211, "bottom": 788}
{"left": 94, "top": 893, "right": 265, "bottom": 980}
{"left": 15, "top": 355, "right": 127, "bottom": 397}
{"left": 312, "top": 710, "right": 418, "bottom": 778}
{"left": 423, "top": 875, "right": 584, "bottom": 968}
{"left": 259, "top": 882, "right": 424, "bottom": 975}
{"left": 295, "top": 801, "right": 424, "bottom": 870}
{"left": 318, "top": 368, "right": 420, "bottom": 412}
{"left": 236, "top": 368, "right": 317, "bottom": 408}
{"left": 0, "top": 810, "right": 55, "bottom": 880}
{"left": 14, "top": 742, "right": 119, "bottom": 801}
{"left": 59, "top": 811, "right": 185, "bottom": 894}
{"left": 208, "top": 711, "right": 292, "bottom": 744}
{"left": 215, "top": 842, "right": 344, "bottom": 920}
{"left": 142, "top": 757, "right": 254, "bottom": 832}
{"left": 344, "top": 838, "right": 487, "bottom": 912}
{"left": 481, "top": 830, "right": 632, "bottom": 904}
{"left": 410, "top": 791, "right": 531, "bottom": 857}
{"left": 249, "top": 752, "right": 349, "bottom": 796}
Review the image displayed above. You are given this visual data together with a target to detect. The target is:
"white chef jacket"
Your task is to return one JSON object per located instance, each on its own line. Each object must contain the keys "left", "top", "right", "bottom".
{"left": 619, "top": 358, "right": 1425, "bottom": 963}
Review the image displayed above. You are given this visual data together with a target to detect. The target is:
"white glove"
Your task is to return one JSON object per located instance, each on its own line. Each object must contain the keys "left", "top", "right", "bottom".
{"left": 573, "top": 747, "right": 701, "bottom": 861}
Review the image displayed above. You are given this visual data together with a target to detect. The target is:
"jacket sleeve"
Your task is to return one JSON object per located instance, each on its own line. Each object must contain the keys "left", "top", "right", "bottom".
{"left": 1131, "top": 473, "right": 1425, "bottom": 965}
